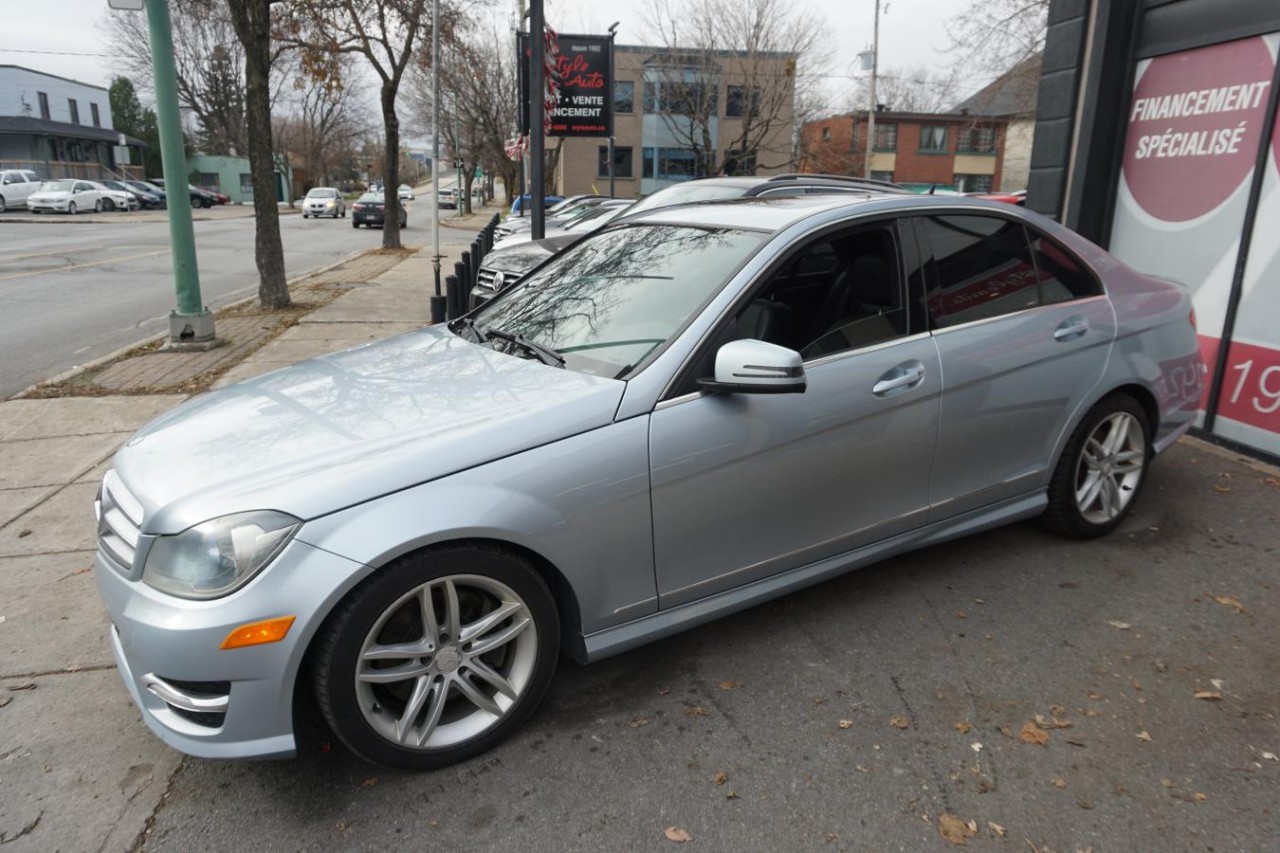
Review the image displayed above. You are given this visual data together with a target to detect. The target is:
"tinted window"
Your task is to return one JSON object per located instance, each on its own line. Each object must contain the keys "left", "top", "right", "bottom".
{"left": 1030, "top": 232, "right": 1101, "bottom": 303}
{"left": 725, "top": 223, "right": 906, "bottom": 360}
{"left": 919, "top": 215, "right": 1039, "bottom": 329}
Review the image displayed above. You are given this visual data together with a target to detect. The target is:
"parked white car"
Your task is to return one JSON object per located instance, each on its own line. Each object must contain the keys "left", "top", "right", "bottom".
{"left": 87, "top": 180, "right": 134, "bottom": 212}
{"left": 27, "top": 179, "right": 128, "bottom": 214}
{"left": 302, "top": 187, "right": 346, "bottom": 219}
{"left": 0, "top": 169, "right": 41, "bottom": 212}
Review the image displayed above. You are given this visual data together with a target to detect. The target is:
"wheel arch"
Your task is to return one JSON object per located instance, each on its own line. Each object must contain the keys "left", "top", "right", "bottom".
{"left": 1047, "top": 381, "right": 1160, "bottom": 486}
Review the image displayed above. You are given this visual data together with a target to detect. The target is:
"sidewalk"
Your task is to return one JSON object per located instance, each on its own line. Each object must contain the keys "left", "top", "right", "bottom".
{"left": 0, "top": 203, "right": 300, "bottom": 225}
{"left": 0, "top": 225, "right": 481, "bottom": 851}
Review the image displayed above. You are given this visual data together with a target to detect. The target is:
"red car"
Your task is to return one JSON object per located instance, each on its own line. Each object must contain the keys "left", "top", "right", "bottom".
{"left": 971, "top": 189, "right": 1027, "bottom": 206}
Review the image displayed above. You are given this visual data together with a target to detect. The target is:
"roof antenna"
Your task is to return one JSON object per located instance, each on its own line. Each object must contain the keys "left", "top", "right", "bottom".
{"left": 928, "top": 184, "right": 936, "bottom": 195}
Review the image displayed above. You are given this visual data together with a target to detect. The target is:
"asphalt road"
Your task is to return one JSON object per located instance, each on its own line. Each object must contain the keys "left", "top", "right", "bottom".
{"left": 0, "top": 185, "right": 473, "bottom": 399}
{"left": 132, "top": 441, "right": 1280, "bottom": 853}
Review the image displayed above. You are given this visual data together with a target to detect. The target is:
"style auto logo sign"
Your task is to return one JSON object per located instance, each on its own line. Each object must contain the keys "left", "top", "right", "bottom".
{"left": 1122, "top": 37, "right": 1274, "bottom": 223}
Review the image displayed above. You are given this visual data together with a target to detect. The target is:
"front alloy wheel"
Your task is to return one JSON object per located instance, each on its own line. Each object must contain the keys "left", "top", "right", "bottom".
{"left": 313, "top": 545, "right": 558, "bottom": 769}
{"left": 1043, "top": 394, "right": 1150, "bottom": 538}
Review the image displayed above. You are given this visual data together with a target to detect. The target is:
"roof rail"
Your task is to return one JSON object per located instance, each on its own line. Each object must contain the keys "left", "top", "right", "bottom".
{"left": 767, "top": 173, "right": 905, "bottom": 190}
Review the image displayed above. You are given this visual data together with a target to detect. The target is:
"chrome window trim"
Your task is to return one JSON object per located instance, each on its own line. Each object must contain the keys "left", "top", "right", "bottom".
{"left": 928, "top": 294, "right": 1110, "bottom": 338}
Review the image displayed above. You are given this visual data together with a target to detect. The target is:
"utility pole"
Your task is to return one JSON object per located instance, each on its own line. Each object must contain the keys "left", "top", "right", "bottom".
{"left": 529, "top": 0, "right": 545, "bottom": 239}
{"left": 141, "top": 0, "right": 214, "bottom": 346}
{"left": 865, "top": 0, "right": 881, "bottom": 180}
{"left": 429, "top": 0, "right": 445, "bottom": 323}
{"left": 607, "top": 21, "right": 619, "bottom": 198}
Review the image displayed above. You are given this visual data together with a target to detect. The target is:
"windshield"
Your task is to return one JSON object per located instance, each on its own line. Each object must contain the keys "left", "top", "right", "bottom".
{"left": 466, "top": 225, "right": 763, "bottom": 379}
{"left": 625, "top": 183, "right": 748, "bottom": 217}
{"left": 306, "top": 188, "right": 334, "bottom": 198}
{"left": 40, "top": 180, "right": 75, "bottom": 192}
{"left": 564, "top": 205, "right": 627, "bottom": 231}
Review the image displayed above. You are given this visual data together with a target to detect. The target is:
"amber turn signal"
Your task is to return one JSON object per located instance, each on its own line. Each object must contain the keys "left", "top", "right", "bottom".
{"left": 220, "top": 616, "right": 296, "bottom": 650}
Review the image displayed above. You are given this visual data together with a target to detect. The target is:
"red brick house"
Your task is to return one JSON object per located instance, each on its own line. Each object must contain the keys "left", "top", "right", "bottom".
{"left": 799, "top": 110, "right": 1009, "bottom": 192}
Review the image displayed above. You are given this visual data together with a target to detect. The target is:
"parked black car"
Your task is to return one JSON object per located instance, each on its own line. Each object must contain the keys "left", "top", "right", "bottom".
{"left": 126, "top": 180, "right": 167, "bottom": 207}
{"left": 100, "top": 179, "right": 164, "bottom": 210}
{"left": 149, "top": 178, "right": 218, "bottom": 209}
{"left": 351, "top": 193, "right": 407, "bottom": 229}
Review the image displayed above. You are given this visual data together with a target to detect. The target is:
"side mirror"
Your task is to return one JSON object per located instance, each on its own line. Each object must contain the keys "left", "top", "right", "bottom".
{"left": 698, "top": 339, "right": 806, "bottom": 395}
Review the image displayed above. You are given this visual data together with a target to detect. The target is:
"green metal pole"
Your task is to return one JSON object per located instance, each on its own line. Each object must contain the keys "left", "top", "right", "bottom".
{"left": 144, "top": 0, "right": 212, "bottom": 340}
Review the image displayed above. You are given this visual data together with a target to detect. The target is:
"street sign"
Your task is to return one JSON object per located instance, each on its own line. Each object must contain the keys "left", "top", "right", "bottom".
{"left": 113, "top": 145, "right": 131, "bottom": 165}
{"left": 108, "top": 0, "right": 145, "bottom": 10}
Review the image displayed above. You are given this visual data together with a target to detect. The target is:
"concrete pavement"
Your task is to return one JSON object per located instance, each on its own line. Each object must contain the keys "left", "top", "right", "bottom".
{"left": 1, "top": 199, "right": 1278, "bottom": 850}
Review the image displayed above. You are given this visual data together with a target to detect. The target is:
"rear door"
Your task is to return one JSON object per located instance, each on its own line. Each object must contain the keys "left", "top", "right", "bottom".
{"left": 916, "top": 214, "right": 1116, "bottom": 519}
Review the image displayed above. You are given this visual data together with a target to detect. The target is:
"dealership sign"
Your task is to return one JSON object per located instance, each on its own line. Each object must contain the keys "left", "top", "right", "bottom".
{"left": 519, "top": 32, "right": 613, "bottom": 138}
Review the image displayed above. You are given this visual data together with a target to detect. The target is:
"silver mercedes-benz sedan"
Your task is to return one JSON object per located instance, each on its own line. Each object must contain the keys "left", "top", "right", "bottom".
{"left": 94, "top": 194, "right": 1203, "bottom": 770}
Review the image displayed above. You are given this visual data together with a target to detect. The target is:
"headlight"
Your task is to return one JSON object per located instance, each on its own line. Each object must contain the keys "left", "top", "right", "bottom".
{"left": 143, "top": 510, "right": 301, "bottom": 600}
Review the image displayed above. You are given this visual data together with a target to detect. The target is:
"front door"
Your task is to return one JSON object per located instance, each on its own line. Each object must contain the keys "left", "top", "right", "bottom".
{"left": 649, "top": 218, "right": 941, "bottom": 608}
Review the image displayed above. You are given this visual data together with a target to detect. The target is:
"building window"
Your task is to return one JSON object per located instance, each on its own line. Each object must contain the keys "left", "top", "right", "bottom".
{"left": 954, "top": 173, "right": 993, "bottom": 193}
{"left": 614, "top": 80, "right": 635, "bottom": 114}
{"left": 873, "top": 122, "right": 898, "bottom": 151}
{"left": 199, "top": 172, "right": 220, "bottom": 189}
{"left": 240, "top": 173, "right": 253, "bottom": 195}
{"left": 643, "top": 79, "right": 716, "bottom": 116}
{"left": 919, "top": 124, "right": 947, "bottom": 153}
{"left": 722, "top": 148, "right": 756, "bottom": 176}
{"left": 642, "top": 147, "right": 699, "bottom": 180}
{"left": 956, "top": 126, "right": 996, "bottom": 153}
{"left": 37, "top": 92, "right": 50, "bottom": 120}
{"left": 598, "top": 145, "right": 634, "bottom": 179}
{"left": 871, "top": 170, "right": 895, "bottom": 182}
{"left": 90, "top": 103, "right": 101, "bottom": 128}
{"left": 725, "top": 85, "right": 760, "bottom": 118}
{"left": 822, "top": 127, "right": 832, "bottom": 142}
{"left": 68, "top": 98, "right": 80, "bottom": 125}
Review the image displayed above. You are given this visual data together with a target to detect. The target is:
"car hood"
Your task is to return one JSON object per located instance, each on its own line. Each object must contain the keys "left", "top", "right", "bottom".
{"left": 482, "top": 235, "right": 580, "bottom": 274}
{"left": 30, "top": 191, "right": 72, "bottom": 201}
{"left": 113, "top": 326, "right": 625, "bottom": 534}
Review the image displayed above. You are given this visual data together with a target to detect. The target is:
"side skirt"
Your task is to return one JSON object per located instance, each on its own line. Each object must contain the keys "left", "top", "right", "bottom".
{"left": 577, "top": 491, "right": 1047, "bottom": 663}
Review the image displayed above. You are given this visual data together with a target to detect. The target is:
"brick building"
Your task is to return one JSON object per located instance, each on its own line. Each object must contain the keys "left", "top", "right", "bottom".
{"left": 799, "top": 111, "right": 1009, "bottom": 192}
{"left": 551, "top": 44, "right": 796, "bottom": 198}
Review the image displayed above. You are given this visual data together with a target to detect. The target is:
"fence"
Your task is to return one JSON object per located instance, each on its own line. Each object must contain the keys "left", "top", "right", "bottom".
{"left": 0, "top": 160, "right": 144, "bottom": 182}
{"left": 444, "top": 213, "right": 501, "bottom": 320}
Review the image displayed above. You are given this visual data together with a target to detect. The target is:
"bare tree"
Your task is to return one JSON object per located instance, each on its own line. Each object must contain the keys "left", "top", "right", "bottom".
{"left": 280, "top": 0, "right": 435, "bottom": 249}
{"left": 641, "top": 0, "right": 827, "bottom": 176}
{"left": 409, "top": 24, "right": 519, "bottom": 212}
{"left": 844, "top": 65, "right": 960, "bottom": 115}
{"left": 225, "top": 0, "right": 291, "bottom": 307}
{"left": 943, "top": 0, "right": 1049, "bottom": 78}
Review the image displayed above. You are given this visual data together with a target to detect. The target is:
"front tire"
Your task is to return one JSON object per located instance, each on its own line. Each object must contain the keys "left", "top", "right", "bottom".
{"left": 0, "top": 195, "right": 7, "bottom": 213}
{"left": 1042, "top": 394, "right": 1151, "bottom": 539}
{"left": 67, "top": 202, "right": 76, "bottom": 215}
{"left": 312, "top": 545, "right": 559, "bottom": 770}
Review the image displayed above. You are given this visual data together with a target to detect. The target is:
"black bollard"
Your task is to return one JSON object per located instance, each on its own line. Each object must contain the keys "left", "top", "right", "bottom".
{"left": 445, "top": 274, "right": 460, "bottom": 320}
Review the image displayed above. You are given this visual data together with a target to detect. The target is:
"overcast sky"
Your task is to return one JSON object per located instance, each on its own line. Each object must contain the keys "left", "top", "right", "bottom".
{"left": 1, "top": 0, "right": 973, "bottom": 111}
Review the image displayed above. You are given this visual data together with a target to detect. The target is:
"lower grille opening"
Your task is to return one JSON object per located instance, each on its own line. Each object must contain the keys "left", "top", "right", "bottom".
{"left": 169, "top": 706, "right": 227, "bottom": 728}
{"left": 162, "top": 678, "right": 231, "bottom": 696}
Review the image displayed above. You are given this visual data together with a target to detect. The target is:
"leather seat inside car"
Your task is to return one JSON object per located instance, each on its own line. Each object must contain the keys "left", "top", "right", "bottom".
{"left": 734, "top": 299, "right": 794, "bottom": 347}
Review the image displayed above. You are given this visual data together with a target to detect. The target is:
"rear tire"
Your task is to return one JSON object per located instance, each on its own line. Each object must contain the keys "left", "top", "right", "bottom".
{"left": 312, "top": 544, "right": 559, "bottom": 771}
{"left": 1042, "top": 394, "right": 1151, "bottom": 539}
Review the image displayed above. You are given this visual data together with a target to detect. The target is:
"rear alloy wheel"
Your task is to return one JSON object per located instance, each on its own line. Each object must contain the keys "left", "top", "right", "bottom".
{"left": 1043, "top": 395, "right": 1150, "bottom": 539}
{"left": 313, "top": 545, "right": 559, "bottom": 770}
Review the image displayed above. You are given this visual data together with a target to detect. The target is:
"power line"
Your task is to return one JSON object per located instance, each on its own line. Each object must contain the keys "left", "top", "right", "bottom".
{"left": 0, "top": 47, "right": 122, "bottom": 58}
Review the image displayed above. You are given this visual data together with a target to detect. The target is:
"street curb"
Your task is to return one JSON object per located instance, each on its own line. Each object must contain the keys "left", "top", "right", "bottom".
{"left": 8, "top": 248, "right": 370, "bottom": 401}
{"left": 1181, "top": 434, "right": 1280, "bottom": 477}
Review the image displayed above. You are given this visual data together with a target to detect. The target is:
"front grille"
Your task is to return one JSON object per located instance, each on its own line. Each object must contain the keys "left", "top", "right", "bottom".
{"left": 98, "top": 470, "right": 143, "bottom": 570}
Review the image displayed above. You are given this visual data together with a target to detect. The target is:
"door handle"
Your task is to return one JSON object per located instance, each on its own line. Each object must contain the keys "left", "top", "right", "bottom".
{"left": 1054, "top": 316, "right": 1090, "bottom": 342}
{"left": 873, "top": 361, "right": 925, "bottom": 396}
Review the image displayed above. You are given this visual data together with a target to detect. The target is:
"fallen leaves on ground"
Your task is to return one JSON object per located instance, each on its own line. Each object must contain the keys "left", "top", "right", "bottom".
{"left": 1019, "top": 722, "right": 1049, "bottom": 746}
{"left": 360, "top": 777, "right": 378, "bottom": 788}
{"left": 630, "top": 715, "right": 652, "bottom": 728}
{"left": 890, "top": 715, "right": 910, "bottom": 729}
{"left": 838, "top": 719, "right": 853, "bottom": 729}
{"left": 1051, "top": 777, "right": 1067, "bottom": 788}
{"left": 718, "top": 680, "right": 743, "bottom": 691}
{"left": 1107, "top": 620, "right": 1131, "bottom": 630}
{"left": 955, "top": 721, "right": 974, "bottom": 734}
{"left": 1194, "top": 792, "right": 1207, "bottom": 802}
{"left": 9, "top": 682, "right": 36, "bottom": 691}
{"left": 987, "top": 821, "right": 1007, "bottom": 837}
{"left": 1193, "top": 690, "right": 1222, "bottom": 701}
{"left": 712, "top": 772, "right": 727, "bottom": 786}
{"left": 1035, "top": 714, "right": 1073, "bottom": 729}
{"left": 1260, "top": 751, "right": 1278, "bottom": 762}
{"left": 726, "top": 790, "right": 739, "bottom": 800}
{"left": 685, "top": 705, "right": 709, "bottom": 718}
{"left": 1136, "top": 730, "right": 1152, "bottom": 742}
{"left": 664, "top": 827, "right": 692, "bottom": 843}
{"left": 1212, "top": 484, "right": 1231, "bottom": 493}
{"left": 1212, "top": 595, "right": 1246, "bottom": 613}
{"left": 937, "top": 813, "right": 977, "bottom": 845}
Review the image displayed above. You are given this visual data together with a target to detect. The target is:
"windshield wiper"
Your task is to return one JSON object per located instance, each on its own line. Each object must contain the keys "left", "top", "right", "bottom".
{"left": 483, "top": 327, "right": 566, "bottom": 368}
{"left": 451, "top": 317, "right": 487, "bottom": 343}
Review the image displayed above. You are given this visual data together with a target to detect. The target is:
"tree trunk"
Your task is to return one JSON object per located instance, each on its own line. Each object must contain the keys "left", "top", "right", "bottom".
{"left": 227, "top": 0, "right": 289, "bottom": 308}
{"left": 380, "top": 83, "right": 402, "bottom": 250}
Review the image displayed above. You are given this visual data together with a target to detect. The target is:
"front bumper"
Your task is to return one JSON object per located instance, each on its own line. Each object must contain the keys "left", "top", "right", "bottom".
{"left": 304, "top": 204, "right": 340, "bottom": 216}
{"left": 95, "top": 536, "right": 367, "bottom": 760}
